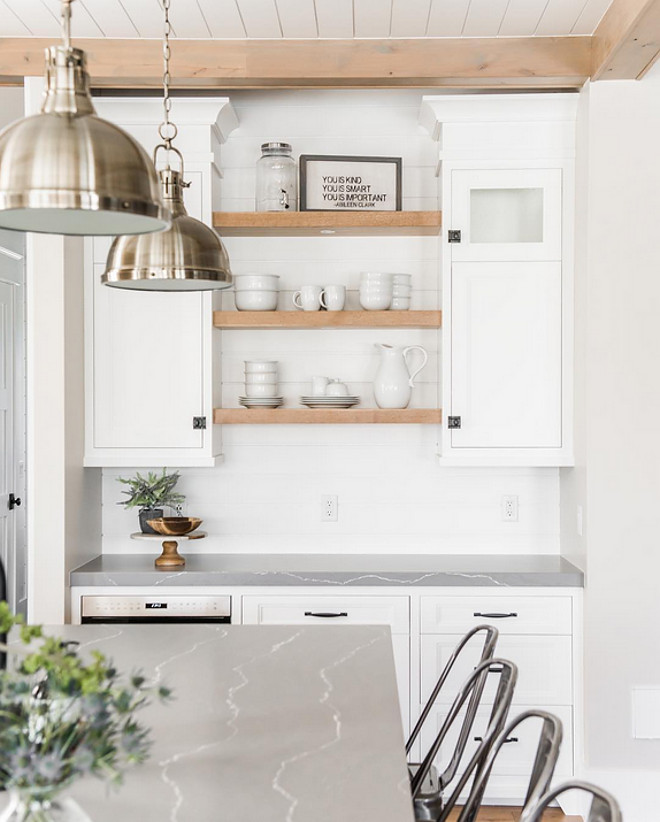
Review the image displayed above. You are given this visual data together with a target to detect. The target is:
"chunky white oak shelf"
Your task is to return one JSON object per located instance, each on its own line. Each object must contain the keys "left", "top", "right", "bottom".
{"left": 213, "top": 408, "right": 442, "bottom": 424}
{"left": 213, "top": 310, "right": 442, "bottom": 329}
{"left": 212, "top": 210, "right": 442, "bottom": 236}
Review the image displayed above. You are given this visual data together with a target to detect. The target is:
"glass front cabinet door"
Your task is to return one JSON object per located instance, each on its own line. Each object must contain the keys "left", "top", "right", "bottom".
{"left": 449, "top": 168, "right": 562, "bottom": 263}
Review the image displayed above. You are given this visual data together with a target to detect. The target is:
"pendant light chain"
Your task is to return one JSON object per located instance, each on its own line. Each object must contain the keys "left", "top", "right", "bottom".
{"left": 60, "top": 0, "right": 74, "bottom": 51}
{"left": 159, "top": 0, "right": 178, "bottom": 155}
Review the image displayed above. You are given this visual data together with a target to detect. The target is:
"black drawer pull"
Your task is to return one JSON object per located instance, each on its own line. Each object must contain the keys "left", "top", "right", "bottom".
{"left": 304, "top": 611, "right": 349, "bottom": 618}
{"left": 473, "top": 612, "right": 518, "bottom": 619}
{"left": 474, "top": 736, "right": 518, "bottom": 744}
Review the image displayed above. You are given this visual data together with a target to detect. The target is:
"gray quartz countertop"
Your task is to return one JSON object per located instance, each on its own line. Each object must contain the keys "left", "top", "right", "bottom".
{"left": 70, "top": 553, "right": 583, "bottom": 588}
{"left": 1, "top": 624, "right": 413, "bottom": 822}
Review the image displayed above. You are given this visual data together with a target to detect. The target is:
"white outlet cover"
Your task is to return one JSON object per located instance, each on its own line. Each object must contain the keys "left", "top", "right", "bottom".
{"left": 632, "top": 688, "right": 660, "bottom": 738}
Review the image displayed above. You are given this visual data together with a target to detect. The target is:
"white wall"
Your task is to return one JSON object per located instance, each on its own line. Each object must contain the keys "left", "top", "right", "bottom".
{"left": 101, "top": 90, "right": 560, "bottom": 556}
{"left": 562, "top": 64, "right": 660, "bottom": 820}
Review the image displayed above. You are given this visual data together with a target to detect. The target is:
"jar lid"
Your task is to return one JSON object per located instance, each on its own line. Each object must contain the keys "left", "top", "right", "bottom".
{"left": 261, "top": 142, "right": 292, "bottom": 154}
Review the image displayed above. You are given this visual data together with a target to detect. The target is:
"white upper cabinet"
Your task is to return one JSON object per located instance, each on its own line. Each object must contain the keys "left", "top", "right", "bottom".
{"left": 420, "top": 94, "right": 576, "bottom": 466}
{"left": 83, "top": 98, "right": 237, "bottom": 468}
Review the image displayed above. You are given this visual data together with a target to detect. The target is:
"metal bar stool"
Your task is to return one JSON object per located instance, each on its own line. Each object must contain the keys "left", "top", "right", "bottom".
{"left": 520, "top": 780, "right": 623, "bottom": 822}
{"left": 407, "top": 624, "right": 499, "bottom": 760}
{"left": 438, "top": 710, "right": 564, "bottom": 822}
{"left": 409, "top": 657, "right": 518, "bottom": 822}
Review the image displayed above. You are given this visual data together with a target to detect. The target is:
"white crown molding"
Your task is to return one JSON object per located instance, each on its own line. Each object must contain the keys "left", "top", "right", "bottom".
{"left": 419, "top": 93, "right": 579, "bottom": 140}
{"left": 92, "top": 98, "right": 239, "bottom": 143}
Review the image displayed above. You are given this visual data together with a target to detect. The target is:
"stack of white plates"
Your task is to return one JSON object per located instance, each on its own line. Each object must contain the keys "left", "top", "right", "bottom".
{"left": 239, "top": 396, "right": 284, "bottom": 408}
{"left": 300, "top": 395, "right": 360, "bottom": 409}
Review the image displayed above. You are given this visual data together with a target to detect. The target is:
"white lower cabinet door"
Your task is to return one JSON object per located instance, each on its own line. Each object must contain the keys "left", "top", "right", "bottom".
{"left": 241, "top": 595, "right": 410, "bottom": 633}
{"left": 420, "top": 634, "right": 572, "bottom": 707}
{"left": 420, "top": 595, "right": 572, "bottom": 636}
{"left": 418, "top": 704, "right": 573, "bottom": 803}
{"left": 450, "top": 260, "right": 562, "bottom": 449}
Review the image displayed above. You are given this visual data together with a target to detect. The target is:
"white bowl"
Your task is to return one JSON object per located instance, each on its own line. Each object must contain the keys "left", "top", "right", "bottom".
{"left": 359, "top": 292, "right": 392, "bottom": 310}
{"left": 392, "top": 274, "right": 412, "bottom": 284}
{"left": 245, "top": 372, "right": 278, "bottom": 384}
{"left": 245, "top": 360, "right": 278, "bottom": 373}
{"left": 235, "top": 290, "right": 278, "bottom": 311}
{"left": 245, "top": 383, "right": 280, "bottom": 398}
{"left": 360, "top": 272, "right": 393, "bottom": 284}
{"left": 359, "top": 284, "right": 394, "bottom": 292}
{"left": 233, "top": 274, "right": 280, "bottom": 290}
{"left": 392, "top": 285, "right": 412, "bottom": 296}
{"left": 390, "top": 297, "right": 411, "bottom": 310}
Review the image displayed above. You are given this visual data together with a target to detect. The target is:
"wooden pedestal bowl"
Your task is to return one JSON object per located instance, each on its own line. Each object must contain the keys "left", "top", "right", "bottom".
{"left": 147, "top": 517, "right": 203, "bottom": 536}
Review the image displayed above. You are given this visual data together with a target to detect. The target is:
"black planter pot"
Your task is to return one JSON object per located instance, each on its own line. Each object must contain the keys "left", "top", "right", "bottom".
{"left": 139, "top": 508, "right": 165, "bottom": 534}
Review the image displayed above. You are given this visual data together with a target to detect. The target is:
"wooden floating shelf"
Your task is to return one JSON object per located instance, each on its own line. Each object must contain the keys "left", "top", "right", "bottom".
{"left": 212, "top": 211, "right": 442, "bottom": 237}
{"left": 213, "top": 310, "right": 442, "bottom": 329}
{"left": 214, "top": 408, "right": 442, "bottom": 425}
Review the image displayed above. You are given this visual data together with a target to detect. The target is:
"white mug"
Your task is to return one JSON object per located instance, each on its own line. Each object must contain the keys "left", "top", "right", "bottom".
{"left": 326, "top": 379, "right": 349, "bottom": 397}
{"left": 321, "top": 285, "right": 346, "bottom": 311}
{"left": 293, "top": 285, "right": 324, "bottom": 311}
{"left": 311, "top": 375, "right": 329, "bottom": 396}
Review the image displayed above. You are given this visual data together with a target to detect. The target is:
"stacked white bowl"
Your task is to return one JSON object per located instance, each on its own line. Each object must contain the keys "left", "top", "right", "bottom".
{"left": 359, "top": 272, "right": 393, "bottom": 310}
{"left": 391, "top": 273, "right": 412, "bottom": 310}
{"left": 244, "top": 360, "right": 279, "bottom": 398}
{"left": 234, "top": 274, "right": 280, "bottom": 311}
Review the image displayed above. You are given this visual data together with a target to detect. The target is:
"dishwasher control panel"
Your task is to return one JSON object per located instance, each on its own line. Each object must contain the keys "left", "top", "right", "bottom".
{"left": 81, "top": 594, "right": 232, "bottom": 621}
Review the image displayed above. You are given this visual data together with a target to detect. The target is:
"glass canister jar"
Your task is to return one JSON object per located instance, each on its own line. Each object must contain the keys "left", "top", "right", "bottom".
{"left": 255, "top": 142, "right": 297, "bottom": 212}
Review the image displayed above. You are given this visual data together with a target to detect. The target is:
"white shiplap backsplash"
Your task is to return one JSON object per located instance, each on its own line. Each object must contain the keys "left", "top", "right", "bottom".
{"left": 101, "top": 90, "right": 560, "bottom": 556}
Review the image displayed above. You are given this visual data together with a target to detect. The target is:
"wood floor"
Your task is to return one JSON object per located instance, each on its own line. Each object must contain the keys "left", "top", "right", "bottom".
{"left": 445, "top": 808, "right": 581, "bottom": 821}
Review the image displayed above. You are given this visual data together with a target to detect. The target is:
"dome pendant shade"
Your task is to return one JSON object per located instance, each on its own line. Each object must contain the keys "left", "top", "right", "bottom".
{"left": 0, "top": 47, "right": 169, "bottom": 236}
{"left": 102, "top": 168, "right": 233, "bottom": 291}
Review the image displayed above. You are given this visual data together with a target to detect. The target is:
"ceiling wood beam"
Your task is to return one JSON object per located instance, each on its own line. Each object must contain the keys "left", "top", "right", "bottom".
{"left": 0, "top": 37, "right": 591, "bottom": 90}
{"left": 592, "top": 0, "right": 660, "bottom": 79}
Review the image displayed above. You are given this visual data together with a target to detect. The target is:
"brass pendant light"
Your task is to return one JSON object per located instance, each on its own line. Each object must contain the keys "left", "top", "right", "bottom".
{"left": 102, "top": 0, "right": 233, "bottom": 292}
{"left": 0, "top": 0, "right": 168, "bottom": 237}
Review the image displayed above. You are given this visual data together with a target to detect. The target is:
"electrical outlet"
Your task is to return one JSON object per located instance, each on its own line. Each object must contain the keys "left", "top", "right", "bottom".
{"left": 501, "top": 495, "right": 519, "bottom": 522}
{"left": 321, "top": 495, "right": 338, "bottom": 522}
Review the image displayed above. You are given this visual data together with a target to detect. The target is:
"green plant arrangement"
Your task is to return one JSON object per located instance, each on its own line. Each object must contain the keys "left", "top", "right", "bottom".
{"left": 0, "top": 602, "right": 171, "bottom": 822}
{"left": 116, "top": 469, "right": 185, "bottom": 512}
{"left": 116, "top": 469, "right": 185, "bottom": 534}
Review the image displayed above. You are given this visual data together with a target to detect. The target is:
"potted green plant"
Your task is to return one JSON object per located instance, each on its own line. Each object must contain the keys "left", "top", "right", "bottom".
{"left": 116, "top": 469, "right": 185, "bottom": 534}
{"left": 0, "top": 602, "right": 171, "bottom": 822}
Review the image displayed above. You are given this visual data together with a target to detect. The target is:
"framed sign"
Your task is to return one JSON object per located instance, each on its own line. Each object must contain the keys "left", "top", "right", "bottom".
{"left": 300, "top": 155, "right": 402, "bottom": 212}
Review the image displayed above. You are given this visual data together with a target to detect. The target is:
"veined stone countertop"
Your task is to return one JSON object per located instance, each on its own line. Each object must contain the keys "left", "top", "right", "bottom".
{"left": 70, "top": 553, "right": 584, "bottom": 588}
{"left": 1, "top": 624, "right": 413, "bottom": 822}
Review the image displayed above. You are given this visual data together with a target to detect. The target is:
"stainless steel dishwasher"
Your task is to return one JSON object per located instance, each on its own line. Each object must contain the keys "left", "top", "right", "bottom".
{"left": 80, "top": 594, "right": 231, "bottom": 624}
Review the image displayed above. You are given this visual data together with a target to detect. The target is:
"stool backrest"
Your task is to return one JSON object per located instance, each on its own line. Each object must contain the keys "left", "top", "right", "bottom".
{"left": 442, "top": 710, "right": 563, "bottom": 822}
{"left": 407, "top": 624, "right": 499, "bottom": 788}
{"left": 410, "top": 656, "right": 517, "bottom": 799}
{"left": 520, "top": 780, "right": 623, "bottom": 822}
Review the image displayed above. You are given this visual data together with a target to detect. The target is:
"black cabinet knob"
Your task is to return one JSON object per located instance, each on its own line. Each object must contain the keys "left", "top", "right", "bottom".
{"left": 8, "top": 493, "right": 21, "bottom": 510}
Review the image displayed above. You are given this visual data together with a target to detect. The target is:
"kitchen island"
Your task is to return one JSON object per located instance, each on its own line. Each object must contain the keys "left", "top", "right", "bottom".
{"left": 2, "top": 624, "right": 413, "bottom": 822}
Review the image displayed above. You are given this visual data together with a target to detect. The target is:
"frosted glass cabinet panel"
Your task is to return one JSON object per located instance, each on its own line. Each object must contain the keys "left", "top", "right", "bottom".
{"left": 470, "top": 188, "right": 544, "bottom": 244}
{"left": 451, "top": 169, "right": 561, "bottom": 262}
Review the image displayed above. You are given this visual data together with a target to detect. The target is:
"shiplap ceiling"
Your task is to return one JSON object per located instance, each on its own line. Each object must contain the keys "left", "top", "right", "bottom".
{"left": 0, "top": 0, "right": 614, "bottom": 39}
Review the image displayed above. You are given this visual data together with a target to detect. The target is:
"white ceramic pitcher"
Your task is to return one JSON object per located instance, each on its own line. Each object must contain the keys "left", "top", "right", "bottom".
{"left": 373, "top": 343, "right": 428, "bottom": 409}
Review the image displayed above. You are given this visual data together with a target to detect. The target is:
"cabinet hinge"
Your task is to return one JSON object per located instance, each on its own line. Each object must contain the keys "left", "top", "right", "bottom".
{"left": 447, "top": 230, "right": 461, "bottom": 243}
{"left": 447, "top": 416, "right": 462, "bottom": 429}
{"left": 192, "top": 416, "right": 207, "bottom": 430}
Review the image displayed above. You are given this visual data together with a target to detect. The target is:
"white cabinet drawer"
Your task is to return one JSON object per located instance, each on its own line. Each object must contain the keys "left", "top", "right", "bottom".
{"left": 420, "top": 595, "right": 572, "bottom": 635}
{"left": 418, "top": 704, "right": 573, "bottom": 789}
{"left": 420, "top": 634, "right": 572, "bottom": 706}
{"left": 242, "top": 595, "right": 410, "bottom": 634}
